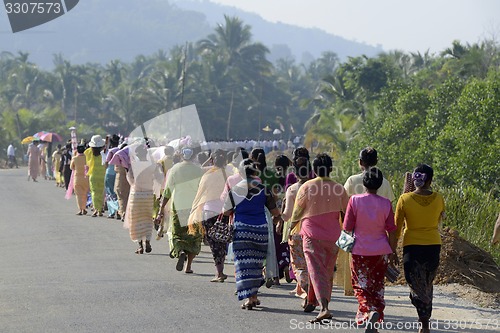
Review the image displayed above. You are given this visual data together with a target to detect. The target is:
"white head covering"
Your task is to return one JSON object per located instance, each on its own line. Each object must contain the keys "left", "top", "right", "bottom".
{"left": 89, "top": 135, "right": 105, "bottom": 148}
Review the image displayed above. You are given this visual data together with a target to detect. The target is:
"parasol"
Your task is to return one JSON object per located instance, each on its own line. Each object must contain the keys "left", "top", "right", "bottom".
{"left": 40, "top": 132, "right": 63, "bottom": 142}
{"left": 21, "top": 136, "right": 36, "bottom": 144}
{"left": 33, "top": 131, "right": 48, "bottom": 139}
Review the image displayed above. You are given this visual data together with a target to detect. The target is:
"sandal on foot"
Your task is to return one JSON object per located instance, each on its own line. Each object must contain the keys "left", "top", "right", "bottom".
{"left": 265, "top": 278, "right": 273, "bottom": 288}
{"left": 309, "top": 314, "right": 332, "bottom": 324}
{"left": 82, "top": 210, "right": 87, "bottom": 215}
{"left": 185, "top": 269, "right": 193, "bottom": 274}
{"left": 76, "top": 211, "right": 83, "bottom": 216}
{"left": 241, "top": 301, "right": 254, "bottom": 310}
{"left": 135, "top": 241, "right": 144, "bottom": 254}
{"left": 176, "top": 252, "right": 186, "bottom": 271}
{"left": 210, "top": 277, "right": 224, "bottom": 282}
{"left": 145, "top": 240, "right": 152, "bottom": 253}
{"left": 91, "top": 211, "right": 98, "bottom": 217}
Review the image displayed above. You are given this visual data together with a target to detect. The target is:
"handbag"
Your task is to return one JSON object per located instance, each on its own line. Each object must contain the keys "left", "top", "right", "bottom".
{"left": 336, "top": 230, "right": 355, "bottom": 252}
{"left": 208, "top": 214, "right": 234, "bottom": 243}
{"left": 385, "top": 262, "right": 400, "bottom": 283}
{"left": 207, "top": 167, "right": 235, "bottom": 243}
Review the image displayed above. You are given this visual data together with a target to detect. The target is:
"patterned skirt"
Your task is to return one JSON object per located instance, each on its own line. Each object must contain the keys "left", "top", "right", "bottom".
{"left": 125, "top": 191, "right": 154, "bottom": 242}
{"left": 351, "top": 254, "right": 388, "bottom": 324}
{"left": 202, "top": 212, "right": 228, "bottom": 266}
{"left": 233, "top": 221, "right": 268, "bottom": 301}
{"left": 288, "top": 234, "right": 308, "bottom": 290}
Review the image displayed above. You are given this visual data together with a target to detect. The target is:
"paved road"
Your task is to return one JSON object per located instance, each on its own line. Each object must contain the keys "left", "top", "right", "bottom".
{"left": 0, "top": 168, "right": 498, "bottom": 333}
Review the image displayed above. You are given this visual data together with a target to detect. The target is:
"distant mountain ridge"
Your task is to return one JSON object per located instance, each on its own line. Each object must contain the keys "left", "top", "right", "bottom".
{"left": 0, "top": 0, "right": 383, "bottom": 68}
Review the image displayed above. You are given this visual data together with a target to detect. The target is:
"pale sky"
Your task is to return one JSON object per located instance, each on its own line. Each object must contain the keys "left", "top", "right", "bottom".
{"left": 209, "top": 0, "right": 500, "bottom": 53}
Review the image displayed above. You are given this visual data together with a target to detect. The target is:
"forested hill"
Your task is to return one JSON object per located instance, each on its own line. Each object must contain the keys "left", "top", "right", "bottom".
{"left": 0, "top": 0, "right": 382, "bottom": 68}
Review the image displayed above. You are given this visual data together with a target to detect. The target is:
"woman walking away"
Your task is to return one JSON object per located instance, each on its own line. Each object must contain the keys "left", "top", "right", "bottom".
{"left": 393, "top": 164, "right": 445, "bottom": 333}
{"left": 85, "top": 135, "right": 107, "bottom": 217}
{"left": 188, "top": 149, "right": 233, "bottom": 282}
{"left": 60, "top": 143, "right": 73, "bottom": 190}
{"left": 343, "top": 167, "right": 397, "bottom": 332}
{"left": 155, "top": 148, "right": 204, "bottom": 273}
{"left": 225, "top": 159, "right": 281, "bottom": 310}
{"left": 27, "top": 139, "right": 41, "bottom": 182}
{"left": 104, "top": 135, "right": 120, "bottom": 218}
{"left": 250, "top": 148, "right": 280, "bottom": 287}
{"left": 124, "top": 143, "right": 156, "bottom": 254}
{"left": 70, "top": 144, "right": 89, "bottom": 215}
{"left": 291, "top": 153, "right": 348, "bottom": 323}
{"left": 52, "top": 144, "right": 63, "bottom": 187}
{"left": 110, "top": 144, "right": 130, "bottom": 221}
{"left": 281, "top": 156, "right": 311, "bottom": 302}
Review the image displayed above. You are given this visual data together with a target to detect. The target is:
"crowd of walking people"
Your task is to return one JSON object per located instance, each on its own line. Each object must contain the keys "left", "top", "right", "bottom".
{"left": 23, "top": 133, "right": 449, "bottom": 333}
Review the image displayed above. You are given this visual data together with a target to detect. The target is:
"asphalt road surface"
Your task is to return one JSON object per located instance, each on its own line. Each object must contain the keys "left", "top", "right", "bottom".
{"left": 1, "top": 168, "right": 498, "bottom": 333}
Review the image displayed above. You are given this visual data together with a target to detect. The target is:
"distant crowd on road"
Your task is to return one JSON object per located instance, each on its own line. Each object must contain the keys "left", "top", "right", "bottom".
{"left": 21, "top": 133, "right": 499, "bottom": 333}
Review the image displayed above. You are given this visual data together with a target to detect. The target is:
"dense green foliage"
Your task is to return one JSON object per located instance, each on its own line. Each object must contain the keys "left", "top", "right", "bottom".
{"left": 1, "top": 17, "right": 499, "bottom": 261}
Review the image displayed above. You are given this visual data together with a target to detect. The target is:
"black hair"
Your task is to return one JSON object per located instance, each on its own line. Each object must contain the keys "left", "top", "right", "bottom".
{"left": 197, "top": 152, "right": 209, "bottom": 165}
{"left": 239, "top": 158, "right": 258, "bottom": 179}
{"left": 414, "top": 163, "right": 434, "bottom": 182}
{"left": 359, "top": 147, "right": 378, "bottom": 167}
{"left": 91, "top": 146, "right": 102, "bottom": 156}
{"left": 293, "top": 146, "right": 310, "bottom": 159}
{"left": 212, "top": 149, "right": 227, "bottom": 168}
{"left": 76, "top": 145, "right": 85, "bottom": 154}
{"left": 109, "top": 134, "right": 120, "bottom": 147}
{"left": 313, "top": 153, "right": 333, "bottom": 177}
{"left": 65, "top": 143, "right": 72, "bottom": 150}
{"left": 363, "top": 167, "right": 384, "bottom": 191}
{"left": 275, "top": 154, "right": 291, "bottom": 187}
{"left": 294, "top": 156, "right": 311, "bottom": 179}
{"left": 275, "top": 155, "right": 291, "bottom": 172}
{"left": 251, "top": 148, "right": 266, "bottom": 172}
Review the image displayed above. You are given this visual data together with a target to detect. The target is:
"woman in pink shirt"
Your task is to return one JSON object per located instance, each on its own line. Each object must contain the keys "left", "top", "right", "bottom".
{"left": 291, "top": 153, "right": 348, "bottom": 323}
{"left": 343, "top": 167, "right": 397, "bottom": 331}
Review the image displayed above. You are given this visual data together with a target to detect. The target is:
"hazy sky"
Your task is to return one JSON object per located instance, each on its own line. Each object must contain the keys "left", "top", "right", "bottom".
{"left": 209, "top": 0, "right": 500, "bottom": 53}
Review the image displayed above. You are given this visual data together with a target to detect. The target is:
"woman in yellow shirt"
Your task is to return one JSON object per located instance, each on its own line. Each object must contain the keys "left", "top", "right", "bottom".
{"left": 393, "top": 164, "right": 445, "bottom": 333}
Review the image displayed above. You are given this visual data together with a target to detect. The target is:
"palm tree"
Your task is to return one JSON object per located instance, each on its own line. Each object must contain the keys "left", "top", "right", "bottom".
{"left": 196, "top": 15, "right": 272, "bottom": 139}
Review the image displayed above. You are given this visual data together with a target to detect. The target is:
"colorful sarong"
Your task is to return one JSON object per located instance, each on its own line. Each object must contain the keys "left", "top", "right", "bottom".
{"left": 233, "top": 221, "right": 268, "bottom": 301}
{"left": 288, "top": 234, "right": 308, "bottom": 290}
{"left": 303, "top": 236, "right": 338, "bottom": 306}
{"left": 170, "top": 208, "right": 202, "bottom": 258}
{"left": 124, "top": 191, "right": 154, "bottom": 242}
{"left": 351, "top": 254, "right": 388, "bottom": 323}
{"left": 202, "top": 212, "right": 228, "bottom": 266}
